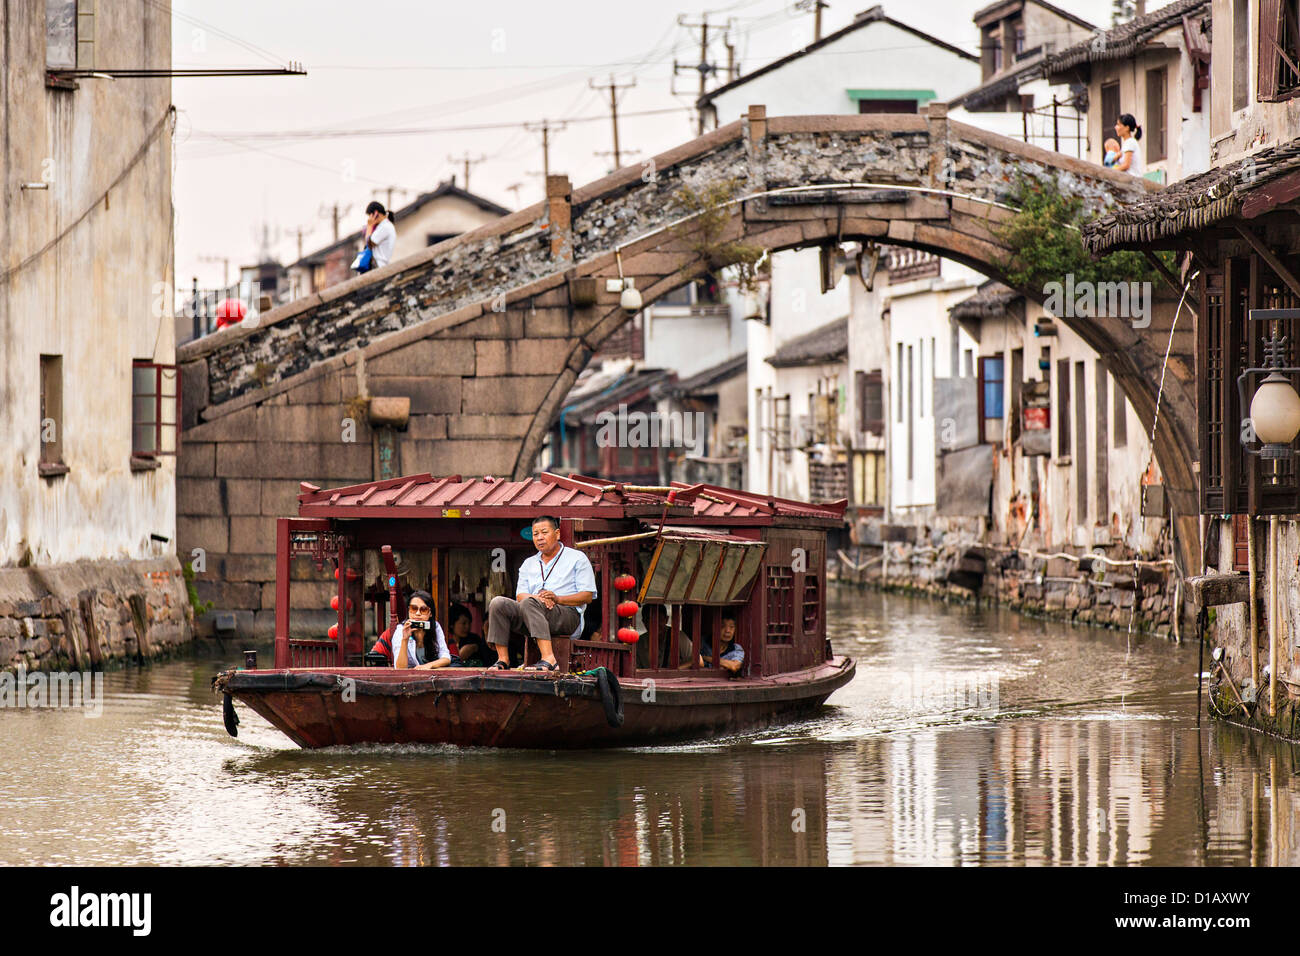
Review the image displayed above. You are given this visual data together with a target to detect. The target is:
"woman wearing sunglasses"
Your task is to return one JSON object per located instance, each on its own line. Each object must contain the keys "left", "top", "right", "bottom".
{"left": 391, "top": 590, "right": 451, "bottom": 669}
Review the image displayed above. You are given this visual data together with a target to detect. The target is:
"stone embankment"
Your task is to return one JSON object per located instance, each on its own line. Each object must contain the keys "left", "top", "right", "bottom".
{"left": 0, "top": 557, "right": 191, "bottom": 672}
{"left": 832, "top": 537, "right": 1182, "bottom": 638}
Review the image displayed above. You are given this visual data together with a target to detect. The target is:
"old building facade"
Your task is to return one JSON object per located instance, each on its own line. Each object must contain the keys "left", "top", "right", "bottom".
{"left": 0, "top": 0, "right": 189, "bottom": 669}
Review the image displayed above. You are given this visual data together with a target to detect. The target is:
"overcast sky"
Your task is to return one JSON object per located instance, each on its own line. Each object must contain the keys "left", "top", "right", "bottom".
{"left": 172, "top": 0, "right": 1118, "bottom": 291}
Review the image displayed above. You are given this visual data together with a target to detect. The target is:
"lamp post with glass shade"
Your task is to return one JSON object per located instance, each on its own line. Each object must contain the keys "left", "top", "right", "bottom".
{"left": 1237, "top": 318, "right": 1300, "bottom": 719}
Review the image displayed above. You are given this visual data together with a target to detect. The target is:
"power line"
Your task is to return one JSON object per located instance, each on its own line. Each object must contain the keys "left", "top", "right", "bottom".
{"left": 184, "top": 106, "right": 692, "bottom": 147}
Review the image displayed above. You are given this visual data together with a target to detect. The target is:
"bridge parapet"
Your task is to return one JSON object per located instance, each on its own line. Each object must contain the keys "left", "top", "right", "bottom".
{"left": 180, "top": 111, "right": 1151, "bottom": 417}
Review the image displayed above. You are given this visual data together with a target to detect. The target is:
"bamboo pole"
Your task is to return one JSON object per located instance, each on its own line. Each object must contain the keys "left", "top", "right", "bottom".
{"left": 573, "top": 530, "right": 661, "bottom": 549}
{"left": 1270, "top": 515, "right": 1279, "bottom": 718}
{"left": 1248, "top": 516, "right": 1259, "bottom": 691}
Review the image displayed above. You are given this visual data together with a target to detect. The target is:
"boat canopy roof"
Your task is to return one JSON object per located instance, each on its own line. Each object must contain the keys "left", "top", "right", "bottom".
{"left": 295, "top": 473, "right": 845, "bottom": 528}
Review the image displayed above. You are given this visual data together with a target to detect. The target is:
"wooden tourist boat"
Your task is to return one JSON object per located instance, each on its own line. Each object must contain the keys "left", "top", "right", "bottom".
{"left": 213, "top": 473, "right": 855, "bottom": 748}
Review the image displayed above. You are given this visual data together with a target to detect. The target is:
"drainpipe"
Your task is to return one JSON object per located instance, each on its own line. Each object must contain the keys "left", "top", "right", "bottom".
{"left": 1269, "top": 515, "right": 1279, "bottom": 718}
{"left": 1248, "top": 517, "right": 1259, "bottom": 693}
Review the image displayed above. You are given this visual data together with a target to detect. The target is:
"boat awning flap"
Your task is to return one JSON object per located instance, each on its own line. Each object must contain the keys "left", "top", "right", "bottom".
{"left": 637, "top": 531, "right": 767, "bottom": 605}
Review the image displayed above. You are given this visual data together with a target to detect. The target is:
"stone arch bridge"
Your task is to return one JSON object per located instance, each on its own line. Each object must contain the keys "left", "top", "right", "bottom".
{"left": 177, "top": 105, "right": 1195, "bottom": 628}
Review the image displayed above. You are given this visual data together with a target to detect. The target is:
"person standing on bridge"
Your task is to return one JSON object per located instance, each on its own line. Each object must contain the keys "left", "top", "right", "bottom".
{"left": 362, "top": 201, "right": 397, "bottom": 270}
{"left": 1112, "top": 114, "right": 1143, "bottom": 178}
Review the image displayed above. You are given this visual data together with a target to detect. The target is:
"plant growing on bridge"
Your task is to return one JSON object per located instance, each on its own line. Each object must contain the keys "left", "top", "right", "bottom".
{"left": 672, "top": 177, "right": 767, "bottom": 293}
{"left": 994, "top": 175, "right": 1174, "bottom": 295}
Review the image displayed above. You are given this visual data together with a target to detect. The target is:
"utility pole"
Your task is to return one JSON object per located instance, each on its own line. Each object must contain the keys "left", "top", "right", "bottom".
{"left": 674, "top": 14, "right": 720, "bottom": 135}
{"left": 320, "top": 202, "right": 351, "bottom": 242}
{"left": 590, "top": 74, "right": 637, "bottom": 168}
{"left": 447, "top": 152, "right": 486, "bottom": 192}
{"left": 505, "top": 182, "right": 524, "bottom": 208}
{"left": 371, "top": 186, "right": 412, "bottom": 213}
{"left": 524, "top": 119, "right": 567, "bottom": 182}
{"left": 795, "top": 0, "right": 830, "bottom": 42}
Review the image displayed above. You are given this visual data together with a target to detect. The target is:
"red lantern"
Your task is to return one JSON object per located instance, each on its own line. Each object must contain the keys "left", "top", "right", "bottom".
{"left": 214, "top": 298, "right": 247, "bottom": 329}
{"left": 333, "top": 568, "right": 340, "bottom": 580}
{"left": 330, "top": 595, "right": 339, "bottom": 611}
{"left": 616, "top": 600, "right": 639, "bottom": 618}
{"left": 616, "top": 627, "right": 640, "bottom": 644}
{"left": 613, "top": 574, "right": 636, "bottom": 592}
{"left": 327, "top": 624, "right": 339, "bottom": 640}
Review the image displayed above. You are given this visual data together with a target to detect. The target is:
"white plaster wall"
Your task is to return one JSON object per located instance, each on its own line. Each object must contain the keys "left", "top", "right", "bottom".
{"left": 1, "top": 2, "right": 175, "bottom": 566}
{"left": 977, "top": 307, "right": 1160, "bottom": 552}
{"left": 884, "top": 268, "right": 984, "bottom": 516}
{"left": 705, "top": 20, "right": 980, "bottom": 127}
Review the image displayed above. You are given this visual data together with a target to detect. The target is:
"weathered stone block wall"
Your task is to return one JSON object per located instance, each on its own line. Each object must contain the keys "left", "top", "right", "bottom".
{"left": 833, "top": 537, "right": 1183, "bottom": 639}
{"left": 0, "top": 556, "right": 190, "bottom": 672}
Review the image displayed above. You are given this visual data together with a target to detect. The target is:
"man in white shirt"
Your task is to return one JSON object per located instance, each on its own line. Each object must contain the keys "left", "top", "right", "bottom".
{"left": 364, "top": 201, "right": 397, "bottom": 269}
{"left": 485, "top": 515, "right": 596, "bottom": 671}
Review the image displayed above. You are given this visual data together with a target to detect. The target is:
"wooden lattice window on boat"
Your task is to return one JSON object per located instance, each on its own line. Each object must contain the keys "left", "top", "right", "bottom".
{"left": 802, "top": 575, "right": 819, "bottom": 633}
{"left": 766, "top": 565, "right": 793, "bottom": 643}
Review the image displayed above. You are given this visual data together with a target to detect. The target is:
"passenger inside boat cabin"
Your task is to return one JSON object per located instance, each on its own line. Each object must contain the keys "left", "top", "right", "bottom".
{"left": 392, "top": 590, "right": 452, "bottom": 669}
{"left": 697, "top": 613, "right": 744, "bottom": 675}
{"left": 448, "top": 603, "right": 490, "bottom": 666}
{"left": 485, "top": 515, "right": 596, "bottom": 671}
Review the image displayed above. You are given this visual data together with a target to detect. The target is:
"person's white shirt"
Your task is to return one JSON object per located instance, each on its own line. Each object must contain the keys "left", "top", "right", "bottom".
{"left": 515, "top": 544, "right": 598, "bottom": 638}
{"left": 369, "top": 218, "right": 397, "bottom": 268}
{"left": 1120, "top": 136, "right": 1143, "bottom": 177}
{"left": 391, "top": 620, "right": 448, "bottom": 668}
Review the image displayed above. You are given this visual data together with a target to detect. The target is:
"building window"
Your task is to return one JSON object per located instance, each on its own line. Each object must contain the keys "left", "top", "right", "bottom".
{"left": 1100, "top": 81, "right": 1120, "bottom": 160}
{"left": 1096, "top": 363, "right": 1110, "bottom": 521}
{"left": 894, "top": 340, "right": 904, "bottom": 421}
{"left": 39, "top": 355, "right": 66, "bottom": 475}
{"left": 858, "top": 98, "right": 919, "bottom": 114}
{"left": 1057, "top": 357, "right": 1071, "bottom": 456}
{"left": 802, "top": 575, "right": 820, "bottom": 634}
{"left": 1145, "top": 67, "right": 1167, "bottom": 162}
{"left": 981, "top": 25, "right": 1002, "bottom": 78}
{"left": 1011, "top": 18, "right": 1025, "bottom": 57}
{"left": 858, "top": 369, "right": 883, "bottom": 435}
{"left": 765, "top": 565, "right": 794, "bottom": 644}
{"left": 852, "top": 450, "right": 886, "bottom": 506}
{"left": 963, "top": 348, "right": 974, "bottom": 378}
{"left": 907, "top": 344, "right": 914, "bottom": 479}
{"left": 46, "top": 0, "right": 76, "bottom": 70}
{"left": 1259, "top": 0, "right": 1300, "bottom": 101}
{"left": 1113, "top": 378, "right": 1127, "bottom": 447}
{"left": 978, "top": 356, "right": 1005, "bottom": 442}
{"left": 132, "top": 361, "right": 179, "bottom": 457}
{"left": 1075, "top": 362, "right": 1088, "bottom": 519}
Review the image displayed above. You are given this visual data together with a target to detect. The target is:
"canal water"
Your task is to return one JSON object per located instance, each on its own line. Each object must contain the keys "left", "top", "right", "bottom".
{"left": 1, "top": 584, "right": 1296, "bottom": 866}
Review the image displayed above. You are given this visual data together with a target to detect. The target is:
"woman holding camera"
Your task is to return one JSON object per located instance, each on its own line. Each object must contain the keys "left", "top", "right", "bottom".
{"left": 392, "top": 590, "right": 451, "bottom": 669}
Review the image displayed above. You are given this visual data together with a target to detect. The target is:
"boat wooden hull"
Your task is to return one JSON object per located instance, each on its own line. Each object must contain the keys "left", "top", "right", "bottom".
{"left": 215, "top": 657, "right": 855, "bottom": 749}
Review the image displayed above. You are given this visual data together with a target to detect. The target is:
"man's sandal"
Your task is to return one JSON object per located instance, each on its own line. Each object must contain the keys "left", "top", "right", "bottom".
{"left": 524, "top": 659, "right": 558, "bottom": 671}
{"left": 486, "top": 660, "right": 510, "bottom": 670}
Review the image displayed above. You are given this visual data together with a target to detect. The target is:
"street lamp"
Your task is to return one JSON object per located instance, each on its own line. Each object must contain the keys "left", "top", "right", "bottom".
{"left": 1238, "top": 317, "right": 1300, "bottom": 461}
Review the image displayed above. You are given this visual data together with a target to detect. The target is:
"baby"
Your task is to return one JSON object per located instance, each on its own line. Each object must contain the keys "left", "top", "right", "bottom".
{"left": 1102, "top": 138, "right": 1121, "bottom": 168}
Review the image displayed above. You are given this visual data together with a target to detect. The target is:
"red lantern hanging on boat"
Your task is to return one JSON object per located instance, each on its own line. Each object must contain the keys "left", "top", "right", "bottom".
{"left": 613, "top": 574, "right": 636, "bottom": 592}
{"left": 616, "top": 600, "right": 639, "bottom": 618}
{"left": 616, "top": 627, "right": 640, "bottom": 644}
{"left": 327, "top": 624, "right": 339, "bottom": 640}
{"left": 214, "top": 298, "right": 247, "bottom": 329}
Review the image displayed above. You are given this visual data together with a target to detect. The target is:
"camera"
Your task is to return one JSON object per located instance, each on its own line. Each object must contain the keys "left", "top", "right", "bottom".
{"left": 407, "top": 619, "right": 431, "bottom": 632}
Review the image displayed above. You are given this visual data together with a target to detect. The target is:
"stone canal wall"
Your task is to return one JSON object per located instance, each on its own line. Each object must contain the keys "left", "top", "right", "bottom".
{"left": 0, "top": 557, "right": 190, "bottom": 672}
{"left": 832, "top": 537, "right": 1183, "bottom": 638}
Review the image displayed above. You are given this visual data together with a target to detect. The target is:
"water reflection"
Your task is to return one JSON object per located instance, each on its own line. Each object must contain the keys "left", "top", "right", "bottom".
{"left": 2, "top": 585, "right": 1300, "bottom": 865}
